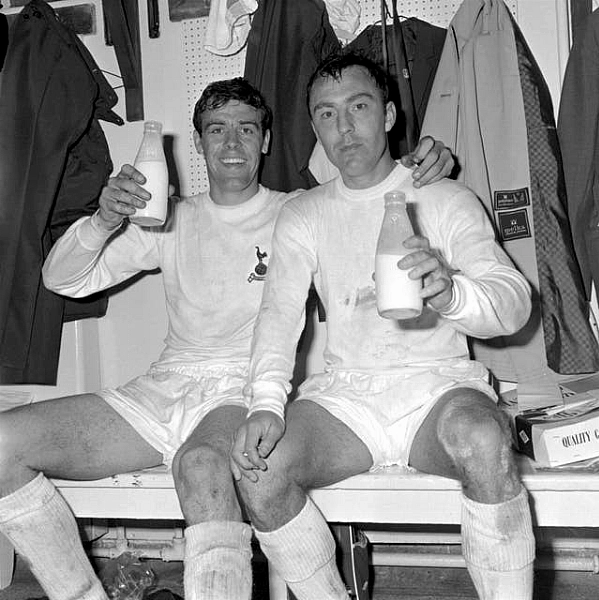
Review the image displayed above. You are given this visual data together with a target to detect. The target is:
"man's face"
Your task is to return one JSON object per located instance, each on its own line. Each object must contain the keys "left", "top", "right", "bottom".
{"left": 309, "top": 65, "right": 396, "bottom": 189}
{"left": 195, "top": 100, "right": 270, "bottom": 203}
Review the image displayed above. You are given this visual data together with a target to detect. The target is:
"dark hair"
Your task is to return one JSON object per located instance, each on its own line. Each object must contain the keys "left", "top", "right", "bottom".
{"left": 193, "top": 77, "right": 273, "bottom": 136}
{"left": 306, "top": 50, "right": 391, "bottom": 112}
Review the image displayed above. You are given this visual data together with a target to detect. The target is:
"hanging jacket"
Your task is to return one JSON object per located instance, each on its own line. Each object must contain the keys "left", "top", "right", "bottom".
{"left": 244, "top": 0, "right": 341, "bottom": 192}
{"left": 0, "top": 0, "right": 123, "bottom": 384}
{"left": 558, "top": 8, "right": 599, "bottom": 303}
{"left": 421, "top": 0, "right": 599, "bottom": 386}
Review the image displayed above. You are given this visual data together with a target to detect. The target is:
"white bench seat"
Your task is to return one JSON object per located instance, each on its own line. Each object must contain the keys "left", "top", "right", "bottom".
{"left": 1, "top": 458, "right": 598, "bottom": 599}
{"left": 50, "top": 459, "right": 599, "bottom": 527}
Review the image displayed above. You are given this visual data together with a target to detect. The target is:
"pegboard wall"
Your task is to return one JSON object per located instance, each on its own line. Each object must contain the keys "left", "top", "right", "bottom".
{"left": 183, "top": 0, "right": 519, "bottom": 195}
{"left": 182, "top": 17, "right": 247, "bottom": 194}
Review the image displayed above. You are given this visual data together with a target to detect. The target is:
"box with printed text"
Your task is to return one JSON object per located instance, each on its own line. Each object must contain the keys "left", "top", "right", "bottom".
{"left": 500, "top": 374, "right": 599, "bottom": 467}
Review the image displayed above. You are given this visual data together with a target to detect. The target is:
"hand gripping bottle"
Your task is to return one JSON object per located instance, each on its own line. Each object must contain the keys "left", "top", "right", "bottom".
{"left": 375, "top": 190, "right": 423, "bottom": 319}
{"left": 130, "top": 121, "right": 169, "bottom": 226}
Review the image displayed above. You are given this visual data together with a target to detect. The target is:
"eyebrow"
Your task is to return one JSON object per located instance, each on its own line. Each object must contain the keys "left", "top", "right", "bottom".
{"left": 311, "top": 91, "right": 376, "bottom": 113}
{"left": 203, "top": 119, "right": 260, "bottom": 128}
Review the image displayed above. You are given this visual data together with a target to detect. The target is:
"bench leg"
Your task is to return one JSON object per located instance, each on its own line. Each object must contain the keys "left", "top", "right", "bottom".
{"left": 334, "top": 524, "right": 370, "bottom": 599}
{"left": 0, "top": 533, "right": 14, "bottom": 589}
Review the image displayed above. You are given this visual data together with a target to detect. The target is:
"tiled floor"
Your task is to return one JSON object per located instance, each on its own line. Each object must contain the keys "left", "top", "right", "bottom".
{"left": 2, "top": 554, "right": 599, "bottom": 599}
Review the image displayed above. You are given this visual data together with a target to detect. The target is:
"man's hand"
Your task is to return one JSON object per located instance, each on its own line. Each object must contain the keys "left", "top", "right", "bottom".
{"left": 399, "top": 235, "right": 456, "bottom": 312}
{"left": 400, "top": 136, "right": 455, "bottom": 188}
{"left": 96, "top": 164, "right": 151, "bottom": 230}
{"left": 230, "top": 410, "right": 285, "bottom": 483}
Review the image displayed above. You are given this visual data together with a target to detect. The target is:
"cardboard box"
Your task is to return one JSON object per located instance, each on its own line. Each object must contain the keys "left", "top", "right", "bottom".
{"left": 501, "top": 374, "right": 599, "bottom": 467}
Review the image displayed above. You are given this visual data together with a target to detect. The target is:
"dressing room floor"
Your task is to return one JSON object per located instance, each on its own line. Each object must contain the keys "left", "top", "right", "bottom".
{"left": 1, "top": 554, "right": 599, "bottom": 599}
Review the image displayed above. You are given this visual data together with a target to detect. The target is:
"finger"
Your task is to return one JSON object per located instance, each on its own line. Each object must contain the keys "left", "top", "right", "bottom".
{"left": 400, "top": 153, "right": 423, "bottom": 169}
{"left": 409, "top": 136, "right": 435, "bottom": 165}
{"left": 414, "top": 148, "right": 455, "bottom": 187}
{"left": 110, "top": 175, "right": 151, "bottom": 202}
{"left": 402, "top": 235, "right": 429, "bottom": 251}
{"left": 234, "top": 458, "right": 259, "bottom": 483}
{"left": 397, "top": 248, "right": 433, "bottom": 270}
{"left": 100, "top": 191, "right": 143, "bottom": 219}
{"left": 230, "top": 458, "right": 242, "bottom": 481}
{"left": 244, "top": 428, "right": 267, "bottom": 470}
{"left": 403, "top": 255, "right": 440, "bottom": 279}
{"left": 438, "top": 148, "right": 455, "bottom": 178}
{"left": 413, "top": 155, "right": 442, "bottom": 186}
{"left": 242, "top": 468, "right": 259, "bottom": 483}
{"left": 257, "top": 423, "right": 283, "bottom": 460}
{"left": 421, "top": 277, "right": 451, "bottom": 298}
{"left": 119, "top": 163, "right": 147, "bottom": 184}
{"left": 231, "top": 427, "right": 255, "bottom": 471}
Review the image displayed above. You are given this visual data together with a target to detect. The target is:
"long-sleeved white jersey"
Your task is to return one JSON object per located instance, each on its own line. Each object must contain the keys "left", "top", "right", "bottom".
{"left": 247, "top": 163, "right": 532, "bottom": 417}
{"left": 43, "top": 186, "right": 290, "bottom": 370}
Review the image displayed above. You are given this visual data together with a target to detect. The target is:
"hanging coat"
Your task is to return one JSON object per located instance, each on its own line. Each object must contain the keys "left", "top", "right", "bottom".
{"left": 0, "top": 0, "right": 123, "bottom": 384}
{"left": 558, "top": 8, "right": 599, "bottom": 303}
{"left": 421, "top": 0, "right": 599, "bottom": 386}
{"left": 244, "top": 0, "right": 341, "bottom": 192}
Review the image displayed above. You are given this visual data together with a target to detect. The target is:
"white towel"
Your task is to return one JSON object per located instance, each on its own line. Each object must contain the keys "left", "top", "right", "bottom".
{"left": 204, "top": 0, "right": 258, "bottom": 56}
{"left": 324, "top": 0, "right": 360, "bottom": 42}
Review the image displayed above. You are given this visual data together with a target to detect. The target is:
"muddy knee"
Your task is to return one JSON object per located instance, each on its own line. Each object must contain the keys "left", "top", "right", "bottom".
{"left": 437, "top": 393, "right": 514, "bottom": 473}
{"left": 173, "top": 443, "right": 229, "bottom": 488}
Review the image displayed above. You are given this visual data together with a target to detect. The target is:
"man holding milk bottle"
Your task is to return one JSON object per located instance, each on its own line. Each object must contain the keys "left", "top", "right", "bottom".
{"left": 232, "top": 52, "right": 535, "bottom": 600}
{"left": 0, "top": 75, "right": 453, "bottom": 600}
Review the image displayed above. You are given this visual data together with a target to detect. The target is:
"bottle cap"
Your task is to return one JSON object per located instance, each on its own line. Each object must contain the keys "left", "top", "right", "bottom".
{"left": 143, "top": 120, "right": 163, "bottom": 133}
{"left": 384, "top": 190, "right": 406, "bottom": 206}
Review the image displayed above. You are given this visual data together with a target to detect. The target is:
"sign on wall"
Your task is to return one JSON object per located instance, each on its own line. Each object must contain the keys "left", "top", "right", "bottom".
{"left": 168, "top": 0, "right": 210, "bottom": 21}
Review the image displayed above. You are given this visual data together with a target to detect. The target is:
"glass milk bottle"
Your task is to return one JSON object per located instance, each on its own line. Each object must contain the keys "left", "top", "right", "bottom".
{"left": 130, "top": 120, "right": 169, "bottom": 226}
{"left": 375, "top": 190, "right": 423, "bottom": 319}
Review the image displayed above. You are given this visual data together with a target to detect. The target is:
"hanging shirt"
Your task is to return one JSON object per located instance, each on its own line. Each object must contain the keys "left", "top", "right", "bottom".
{"left": 204, "top": 0, "right": 258, "bottom": 56}
{"left": 323, "top": 0, "right": 360, "bottom": 42}
{"left": 43, "top": 187, "right": 290, "bottom": 370}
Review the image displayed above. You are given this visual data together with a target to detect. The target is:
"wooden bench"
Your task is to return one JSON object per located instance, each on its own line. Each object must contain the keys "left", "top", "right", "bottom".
{"left": 1, "top": 458, "right": 598, "bottom": 599}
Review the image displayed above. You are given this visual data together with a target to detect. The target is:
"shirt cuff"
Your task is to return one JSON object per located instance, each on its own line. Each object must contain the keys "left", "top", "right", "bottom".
{"left": 77, "top": 212, "right": 120, "bottom": 250}
{"left": 435, "top": 275, "right": 463, "bottom": 317}
{"left": 91, "top": 210, "right": 122, "bottom": 233}
{"left": 247, "top": 381, "right": 287, "bottom": 422}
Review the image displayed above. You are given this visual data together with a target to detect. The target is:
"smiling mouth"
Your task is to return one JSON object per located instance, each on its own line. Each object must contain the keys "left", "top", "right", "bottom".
{"left": 221, "top": 157, "right": 246, "bottom": 164}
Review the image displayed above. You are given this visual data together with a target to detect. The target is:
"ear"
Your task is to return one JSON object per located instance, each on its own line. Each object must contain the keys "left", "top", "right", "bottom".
{"left": 384, "top": 101, "right": 397, "bottom": 133}
{"left": 193, "top": 130, "right": 203, "bottom": 155}
{"left": 311, "top": 121, "right": 320, "bottom": 143}
{"left": 261, "top": 129, "right": 271, "bottom": 154}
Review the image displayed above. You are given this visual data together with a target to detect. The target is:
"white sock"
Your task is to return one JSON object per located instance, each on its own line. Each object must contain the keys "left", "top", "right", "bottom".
{"left": 184, "top": 520, "right": 252, "bottom": 600}
{"left": 254, "top": 497, "right": 350, "bottom": 600}
{"left": 462, "top": 488, "right": 535, "bottom": 600}
{"left": 0, "top": 473, "right": 107, "bottom": 600}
